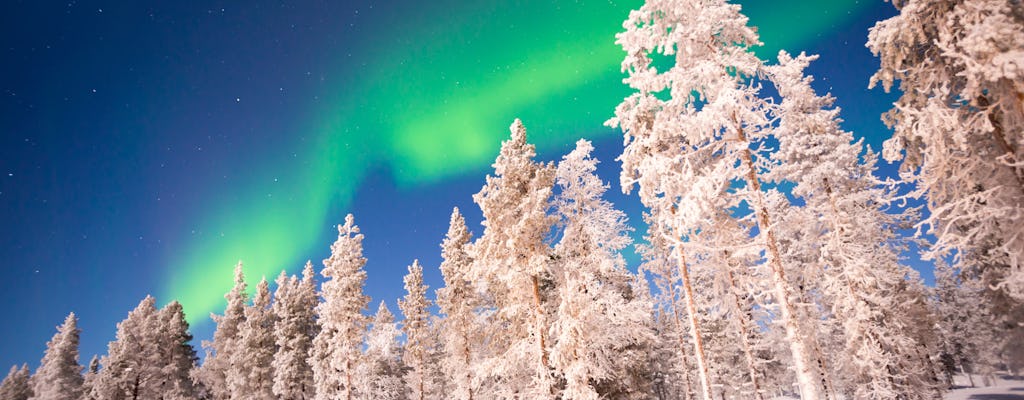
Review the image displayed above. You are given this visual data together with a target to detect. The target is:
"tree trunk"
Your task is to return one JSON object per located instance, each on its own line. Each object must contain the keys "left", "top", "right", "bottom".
{"left": 667, "top": 272, "right": 696, "bottom": 400}
{"left": 736, "top": 118, "right": 821, "bottom": 400}
{"left": 530, "top": 274, "right": 555, "bottom": 396}
{"left": 722, "top": 262, "right": 765, "bottom": 400}
{"left": 674, "top": 248, "right": 714, "bottom": 400}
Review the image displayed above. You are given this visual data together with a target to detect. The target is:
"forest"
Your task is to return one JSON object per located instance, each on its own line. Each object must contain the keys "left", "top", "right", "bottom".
{"left": 2, "top": 0, "right": 1022, "bottom": 399}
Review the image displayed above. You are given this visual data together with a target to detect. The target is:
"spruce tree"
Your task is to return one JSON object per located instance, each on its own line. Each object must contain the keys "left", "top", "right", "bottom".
{"left": 272, "top": 263, "right": 318, "bottom": 400}
{"left": 30, "top": 312, "right": 83, "bottom": 400}
{"left": 198, "top": 262, "right": 248, "bottom": 400}
{"left": 399, "top": 260, "right": 431, "bottom": 400}
{"left": 435, "top": 208, "right": 478, "bottom": 400}
{"left": 229, "top": 278, "right": 276, "bottom": 398}
{"left": 0, "top": 365, "right": 32, "bottom": 400}
{"left": 470, "top": 119, "right": 558, "bottom": 399}
{"left": 310, "top": 214, "right": 370, "bottom": 400}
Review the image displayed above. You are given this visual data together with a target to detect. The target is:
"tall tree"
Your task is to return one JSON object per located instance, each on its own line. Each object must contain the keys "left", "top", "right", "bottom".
{"left": 435, "top": 208, "right": 477, "bottom": 400}
{"left": 228, "top": 278, "right": 276, "bottom": 398}
{"left": 88, "top": 298, "right": 198, "bottom": 400}
{"left": 609, "top": 1, "right": 822, "bottom": 398}
{"left": 550, "top": 139, "right": 653, "bottom": 400}
{"left": 272, "top": 263, "right": 319, "bottom": 400}
{"left": 156, "top": 301, "right": 199, "bottom": 400}
{"left": 0, "top": 365, "right": 32, "bottom": 400}
{"left": 770, "top": 51, "right": 941, "bottom": 399}
{"left": 310, "top": 214, "right": 371, "bottom": 400}
{"left": 198, "top": 262, "right": 248, "bottom": 400}
{"left": 470, "top": 119, "right": 558, "bottom": 399}
{"left": 359, "top": 302, "right": 407, "bottom": 400}
{"left": 399, "top": 260, "right": 431, "bottom": 400}
{"left": 81, "top": 355, "right": 100, "bottom": 400}
{"left": 867, "top": 0, "right": 1024, "bottom": 301}
{"left": 30, "top": 313, "right": 83, "bottom": 400}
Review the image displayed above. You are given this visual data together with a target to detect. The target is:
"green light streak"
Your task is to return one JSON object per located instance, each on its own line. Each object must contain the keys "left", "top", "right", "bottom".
{"left": 162, "top": 0, "right": 872, "bottom": 325}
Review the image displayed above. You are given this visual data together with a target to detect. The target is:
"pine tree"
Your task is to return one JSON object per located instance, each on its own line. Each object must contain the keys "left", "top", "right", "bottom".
{"left": 272, "top": 263, "right": 318, "bottom": 400}
{"left": 91, "top": 296, "right": 162, "bottom": 400}
{"left": 868, "top": 0, "right": 1024, "bottom": 301}
{"left": 609, "top": 1, "right": 824, "bottom": 397}
{"left": 359, "top": 302, "right": 407, "bottom": 400}
{"left": 470, "top": 119, "right": 558, "bottom": 399}
{"left": 198, "top": 262, "right": 248, "bottom": 400}
{"left": 549, "top": 139, "right": 653, "bottom": 399}
{"left": 399, "top": 260, "right": 431, "bottom": 400}
{"left": 435, "top": 208, "right": 478, "bottom": 400}
{"left": 30, "top": 312, "right": 83, "bottom": 400}
{"left": 0, "top": 365, "right": 32, "bottom": 400}
{"left": 81, "top": 356, "right": 100, "bottom": 400}
{"left": 310, "top": 214, "right": 371, "bottom": 400}
{"left": 770, "top": 51, "right": 943, "bottom": 399}
{"left": 228, "top": 278, "right": 276, "bottom": 398}
{"left": 156, "top": 301, "right": 199, "bottom": 400}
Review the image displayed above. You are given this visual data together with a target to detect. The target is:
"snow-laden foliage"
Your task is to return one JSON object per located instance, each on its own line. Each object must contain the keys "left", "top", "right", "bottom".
{"left": 359, "top": 302, "right": 407, "bottom": 400}
{"left": 29, "top": 313, "right": 83, "bottom": 400}
{"left": 228, "top": 278, "right": 276, "bottom": 398}
{"left": 90, "top": 297, "right": 198, "bottom": 400}
{"left": 400, "top": 260, "right": 432, "bottom": 400}
{"left": 550, "top": 139, "right": 654, "bottom": 400}
{"left": 311, "top": 214, "right": 370, "bottom": 400}
{"left": 434, "top": 208, "right": 479, "bottom": 400}
{"left": 0, "top": 365, "right": 32, "bottom": 400}
{"left": 197, "top": 262, "right": 247, "bottom": 400}
{"left": 607, "top": 0, "right": 823, "bottom": 398}
{"left": 868, "top": 0, "right": 1024, "bottom": 301}
{"left": 469, "top": 119, "right": 558, "bottom": 399}
{"left": 272, "top": 263, "right": 319, "bottom": 400}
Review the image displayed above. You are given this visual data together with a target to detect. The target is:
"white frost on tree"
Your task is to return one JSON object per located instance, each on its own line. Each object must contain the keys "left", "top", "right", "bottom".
{"left": 868, "top": 0, "right": 1024, "bottom": 300}
{"left": 550, "top": 139, "right": 652, "bottom": 400}
{"left": 272, "top": 263, "right": 319, "bottom": 400}
{"left": 399, "top": 260, "right": 431, "bottom": 400}
{"left": 608, "top": 1, "right": 823, "bottom": 398}
{"left": 228, "top": 277, "right": 276, "bottom": 398}
{"left": 359, "top": 301, "right": 407, "bottom": 400}
{"left": 197, "top": 262, "right": 248, "bottom": 400}
{"left": 0, "top": 365, "right": 32, "bottom": 400}
{"left": 435, "top": 207, "right": 478, "bottom": 400}
{"left": 90, "top": 297, "right": 198, "bottom": 400}
{"left": 310, "top": 214, "right": 371, "bottom": 400}
{"left": 470, "top": 119, "right": 558, "bottom": 399}
{"left": 29, "top": 312, "right": 83, "bottom": 400}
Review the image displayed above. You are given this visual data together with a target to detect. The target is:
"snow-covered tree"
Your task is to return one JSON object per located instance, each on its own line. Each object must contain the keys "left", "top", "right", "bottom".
{"left": 770, "top": 50, "right": 943, "bottom": 399}
{"left": 549, "top": 139, "right": 653, "bottom": 400}
{"left": 608, "top": 1, "right": 828, "bottom": 398}
{"left": 310, "top": 214, "right": 371, "bottom": 400}
{"left": 228, "top": 277, "right": 276, "bottom": 398}
{"left": 272, "top": 263, "right": 319, "bottom": 400}
{"left": 86, "top": 297, "right": 198, "bottom": 400}
{"left": 198, "top": 262, "right": 248, "bottom": 400}
{"left": 81, "top": 356, "right": 100, "bottom": 400}
{"left": 359, "top": 302, "right": 407, "bottom": 400}
{"left": 399, "top": 260, "right": 431, "bottom": 400}
{"left": 30, "top": 312, "right": 83, "bottom": 400}
{"left": 156, "top": 301, "right": 199, "bottom": 400}
{"left": 867, "top": 0, "right": 1024, "bottom": 301}
{"left": 0, "top": 365, "right": 32, "bottom": 400}
{"left": 435, "top": 207, "right": 478, "bottom": 400}
{"left": 470, "top": 119, "right": 558, "bottom": 399}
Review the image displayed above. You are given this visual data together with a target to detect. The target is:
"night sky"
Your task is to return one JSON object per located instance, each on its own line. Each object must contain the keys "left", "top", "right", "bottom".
{"left": 1, "top": 0, "right": 902, "bottom": 370}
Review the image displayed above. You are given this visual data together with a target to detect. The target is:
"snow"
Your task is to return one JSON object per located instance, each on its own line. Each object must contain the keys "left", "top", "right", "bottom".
{"left": 944, "top": 376, "right": 1024, "bottom": 400}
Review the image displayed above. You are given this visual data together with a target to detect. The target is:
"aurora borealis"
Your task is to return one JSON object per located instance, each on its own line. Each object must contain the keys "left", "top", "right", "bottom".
{"left": 1, "top": 0, "right": 896, "bottom": 369}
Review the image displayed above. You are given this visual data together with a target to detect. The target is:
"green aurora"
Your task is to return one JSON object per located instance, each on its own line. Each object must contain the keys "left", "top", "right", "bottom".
{"left": 162, "top": 0, "right": 872, "bottom": 324}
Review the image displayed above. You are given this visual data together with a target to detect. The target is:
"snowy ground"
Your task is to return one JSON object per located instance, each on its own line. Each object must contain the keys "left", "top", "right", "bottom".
{"left": 946, "top": 375, "right": 1024, "bottom": 400}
